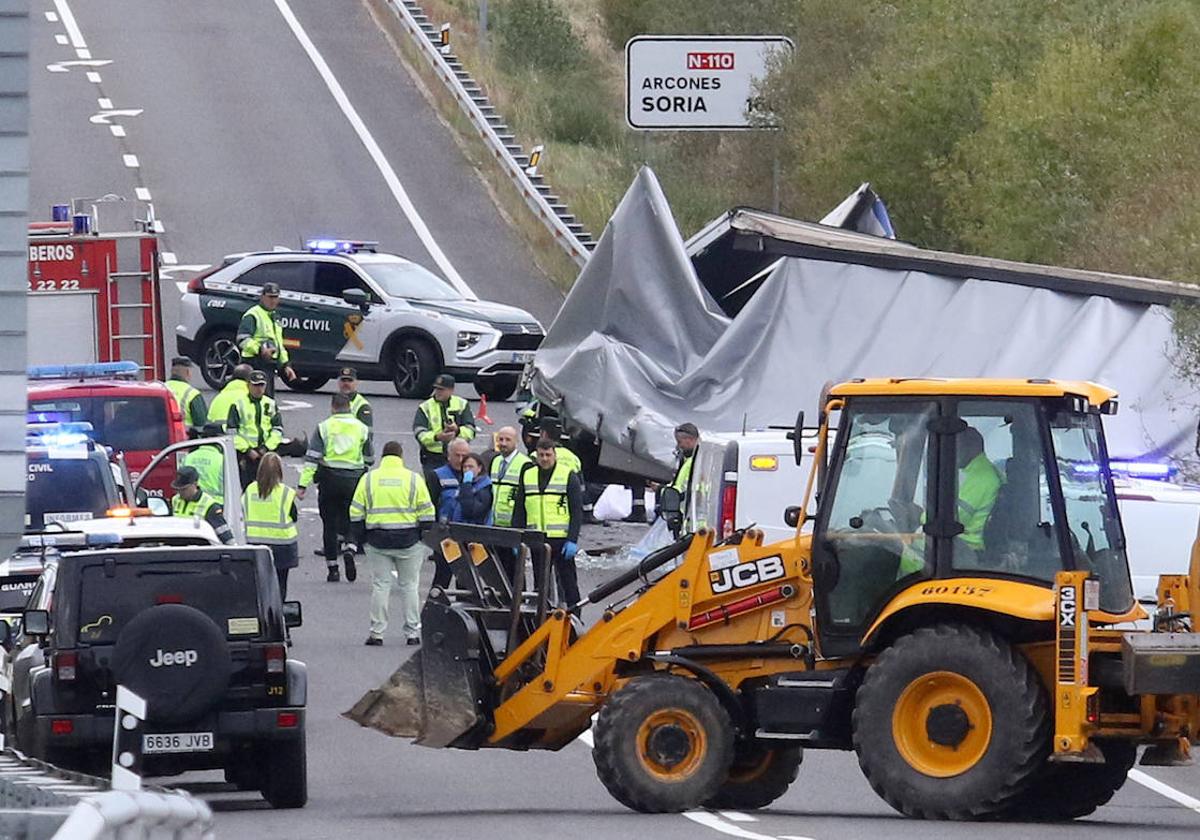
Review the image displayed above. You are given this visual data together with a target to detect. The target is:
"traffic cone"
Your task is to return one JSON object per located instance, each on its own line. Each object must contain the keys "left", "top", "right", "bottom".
{"left": 477, "top": 394, "right": 494, "bottom": 425}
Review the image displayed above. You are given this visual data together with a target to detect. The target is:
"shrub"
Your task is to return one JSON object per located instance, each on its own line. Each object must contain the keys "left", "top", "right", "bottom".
{"left": 496, "top": 0, "right": 582, "bottom": 74}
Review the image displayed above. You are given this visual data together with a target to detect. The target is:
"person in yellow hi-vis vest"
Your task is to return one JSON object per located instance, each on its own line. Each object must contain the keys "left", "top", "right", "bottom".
{"left": 237, "top": 282, "right": 296, "bottom": 397}
{"left": 242, "top": 452, "right": 299, "bottom": 598}
{"left": 299, "top": 391, "right": 373, "bottom": 583}
{"left": 412, "top": 374, "right": 476, "bottom": 469}
{"left": 513, "top": 439, "right": 584, "bottom": 615}
{"left": 228, "top": 371, "right": 283, "bottom": 488}
{"left": 490, "top": 426, "right": 533, "bottom": 582}
{"left": 669, "top": 422, "right": 700, "bottom": 515}
{"left": 209, "top": 364, "right": 252, "bottom": 430}
{"left": 350, "top": 440, "right": 435, "bottom": 647}
{"left": 164, "top": 357, "right": 207, "bottom": 435}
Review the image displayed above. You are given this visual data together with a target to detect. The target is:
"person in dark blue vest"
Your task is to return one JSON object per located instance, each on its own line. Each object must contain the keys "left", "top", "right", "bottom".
{"left": 428, "top": 439, "right": 492, "bottom": 587}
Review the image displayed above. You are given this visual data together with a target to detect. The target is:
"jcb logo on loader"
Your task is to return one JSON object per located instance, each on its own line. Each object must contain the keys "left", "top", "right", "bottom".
{"left": 709, "top": 555, "right": 785, "bottom": 594}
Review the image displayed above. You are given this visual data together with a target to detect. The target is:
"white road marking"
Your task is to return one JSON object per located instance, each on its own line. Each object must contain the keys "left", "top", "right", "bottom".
{"left": 123, "top": 154, "right": 139, "bottom": 168}
{"left": 175, "top": 281, "right": 188, "bottom": 294}
{"left": 109, "top": 125, "right": 125, "bottom": 138}
{"left": 161, "top": 252, "right": 178, "bottom": 265}
{"left": 86, "top": 71, "right": 101, "bottom": 83}
{"left": 46, "top": 59, "right": 110, "bottom": 73}
{"left": 271, "top": 0, "right": 474, "bottom": 299}
{"left": 97, "top": 97, "right": 112, "bottom": 109}
{"left": 51, "top": 0, "right": 86, "bottom": 48}
{"left": 1129, "top": 769, "right": 1200, "bottom": 816}
{"left": 151, "top": 220, "right": 165, "bottom": 233}
{"left": 577, "top": 728, "right": 593, "bottom": 747}
{"left": 683, "top": 811, "right": 800, "bottom": 840}
{"left": 135, "top": 187, "right": 152, "bottom": 201}
{"left": 90, "top": 108, "right": 143, "bottom": 125}
{"left": 55, "top": 34, "right": 68, "bottom": 45}
{"left": 720, "top": 812, "right": 757, "bottom": 823}
{"left": 276, "top": 399, "right": 313, "bottom": 411}
{"left": 75, "top": 47, "right": 91, "bottom": 59}
{"left": 778, "top": 836, "right": 818, "bottom": 840}
{"left": 45, "top": 11, "right": 59, "bottom": 22}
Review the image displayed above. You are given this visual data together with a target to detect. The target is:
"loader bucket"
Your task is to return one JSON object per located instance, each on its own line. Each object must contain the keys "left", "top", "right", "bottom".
{"left": 344, "top": 597, "right": 492, "bottom": 748}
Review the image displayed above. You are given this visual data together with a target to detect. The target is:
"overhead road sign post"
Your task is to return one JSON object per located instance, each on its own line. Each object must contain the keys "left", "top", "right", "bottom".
{"left": 625, "top": 36, "right": 794, "bottom": 131}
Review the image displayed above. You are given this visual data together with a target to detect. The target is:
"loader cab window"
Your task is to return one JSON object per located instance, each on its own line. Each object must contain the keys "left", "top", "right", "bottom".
{"left": 1049, "top": 410, "right": 1134, "bottom": 614}
{"left": 954, "top": 401, "right": 1061, "bottom": 582}
{"left": 815, "top": 402, "right": 936, "bottom": 638}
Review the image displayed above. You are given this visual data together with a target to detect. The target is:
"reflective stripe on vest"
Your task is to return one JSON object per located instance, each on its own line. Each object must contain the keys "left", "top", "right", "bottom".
{"left": 418, "top": 395, "right": 469, "bottom": 454}
{"left": 234, "top": 394, "right": 277, "bottom": 450}
{"left": 523, "top": 463, "right": 572, "bottom": 538}
{"left": 166, "top": 379, "right": 200, "bottom": 426}
{"left": 242, "top": 482, "right": 298, "bottom": 544}
{"left": 319, "top": 414, "right": 369, "bottom": 470}
{"left": 490, "top": 452, "right": 531, "bottom": 527}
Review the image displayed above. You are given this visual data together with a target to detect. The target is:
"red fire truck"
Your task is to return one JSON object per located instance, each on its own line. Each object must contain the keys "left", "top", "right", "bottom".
{"left": 27, "top": 202, "right": 165, "bottom": 380}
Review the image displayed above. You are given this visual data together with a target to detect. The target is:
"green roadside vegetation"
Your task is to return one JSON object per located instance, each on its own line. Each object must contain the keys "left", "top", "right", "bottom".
{"left": 401, "top": 0, "right": 1200, "bottom": 364}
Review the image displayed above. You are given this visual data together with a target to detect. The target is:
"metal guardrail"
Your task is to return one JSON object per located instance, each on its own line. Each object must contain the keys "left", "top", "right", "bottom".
{"left": 0, "top": 751, "right": 213, "bottom": 840}
{"left": 384, "top": 0, "right": 595, "bottom": 267}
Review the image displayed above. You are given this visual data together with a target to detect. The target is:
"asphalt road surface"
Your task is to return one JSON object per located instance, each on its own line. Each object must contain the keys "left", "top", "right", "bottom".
{"left": 26, "top": 1, "right": 1200, "bottom": 838}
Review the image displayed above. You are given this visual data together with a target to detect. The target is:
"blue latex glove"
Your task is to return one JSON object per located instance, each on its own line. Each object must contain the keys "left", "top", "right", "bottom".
{"left": 463, "top": 469, "right": 475, "bottom": 483}
{"left": 563, "top": 541, "right": 578, "bottom": 561}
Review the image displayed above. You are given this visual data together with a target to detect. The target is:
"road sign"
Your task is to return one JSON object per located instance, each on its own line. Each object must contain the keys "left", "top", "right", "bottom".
{"left": 625, "top": 36, "right": 793, "bottom": 131}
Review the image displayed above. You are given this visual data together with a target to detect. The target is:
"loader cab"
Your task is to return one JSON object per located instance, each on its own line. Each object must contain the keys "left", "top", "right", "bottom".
{"left": 810, "top": 381, "right": 1134, "bottom": 657}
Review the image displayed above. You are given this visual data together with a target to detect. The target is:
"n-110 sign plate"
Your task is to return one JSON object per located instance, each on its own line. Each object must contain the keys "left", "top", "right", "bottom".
{"left": 625, "top": 36, "right": 793, "bottom": 130}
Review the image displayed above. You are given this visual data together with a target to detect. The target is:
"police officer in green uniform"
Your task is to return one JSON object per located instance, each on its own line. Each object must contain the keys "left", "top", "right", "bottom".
{"left": 242, "top": 452, "right": 299, "bottom": 597}
{"left": 513, "top": 439, "right": 584, "bottom": 613}
{"left": 237, "top": 282, "right": 296, "bottom": 397}
{"left": 209, "top": 364, "right": 251, "bottom": 430}
{"left": 413, "top": 374, "right": 476, "bottom": 469}
{"left": 229, "top": 371, "right": 283, "bottom": 488}
{"left": 182, "top": 422, "right": 227, "bottom": 503}
{"left": 164, "top": 357, "right": 207, "bottom": 436}
{"left": 337, "top": 367, "right": 373, "bottom": 430}
{"left": 171, "top": 466, "right": 233, "bottom": 544}
{"left": 299, "top": 391, "right": 373, "bottom": 582}
{"left": 350, "top": 440, "right": 435, "bottom": 646}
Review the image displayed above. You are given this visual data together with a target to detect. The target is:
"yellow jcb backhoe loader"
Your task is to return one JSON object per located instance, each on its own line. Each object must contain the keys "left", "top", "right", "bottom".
{"left": 348, "top": 378, "right": 1200, "bottom": 821}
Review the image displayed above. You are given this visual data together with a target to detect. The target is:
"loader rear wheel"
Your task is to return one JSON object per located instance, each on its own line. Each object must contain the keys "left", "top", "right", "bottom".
{"left": 704, "top": 743, "right": 802, "bottom": 810}
{"left": 1000, "top": 739, "right": 1137, "bottom": 821}
{"left": 592, "top": 674, "right": 734, "bottom": 813}
{"left": 853, "top": 624, "right": 1049, "bottom": 820}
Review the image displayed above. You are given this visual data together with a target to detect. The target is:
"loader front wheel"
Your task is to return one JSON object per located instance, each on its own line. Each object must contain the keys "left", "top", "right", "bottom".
{"left": 704, "top": 743, "right": 802, "bottom": 810}
{"left": 853, "top": 624, "right": 1049, "bottom": 820}
{"left": 593, "top": 674, "right": 734, "bottom": 813}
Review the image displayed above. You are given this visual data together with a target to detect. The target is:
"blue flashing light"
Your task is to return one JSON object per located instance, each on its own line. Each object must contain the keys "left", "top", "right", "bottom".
{"left": 303, "top": 237, "right": 379, "bottom": 255}
{"left": 85, "top": 532, "right": 124, "bottom": 546}
{"left": 25, "top": 421, "right": 95, "bottom": 451}
{"left": 1111, "top": 460, "right": 1176, "bottom": 480}
{"left": 28, "top": 361, "right": 140, "bottom": 381}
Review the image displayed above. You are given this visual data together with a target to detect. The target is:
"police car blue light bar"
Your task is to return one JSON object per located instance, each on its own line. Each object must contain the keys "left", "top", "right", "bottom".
{"left": 28, "top": 361, "right": 140, "bottom": 381}
{"left": 303, "top": 238, "right": 379, "bottom": 254}
{"left": 25, "top": 421, "right": 95, "bottom": 450}
{"left": 1072, "top": 460, "right": 1176, "bottom": 480}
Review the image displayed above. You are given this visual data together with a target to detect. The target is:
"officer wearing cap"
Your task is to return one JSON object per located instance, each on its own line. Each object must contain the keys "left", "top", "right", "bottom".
{"left": 337, "top": 367, "right": 373, "bottom": 430}
{"left": 171, "top": 466, "right": 234, "bottom": 544}
{"left": 164, "top": 357, "right": 207, "bottom": 435}
{"left": 413, "top": 374, "right": 476, "bottom": 469}
{"left": 237, "top": 282, "right": 296, "bottom": 397}
{"left": 229, "top": 370, "right": 284, "bottom": 488}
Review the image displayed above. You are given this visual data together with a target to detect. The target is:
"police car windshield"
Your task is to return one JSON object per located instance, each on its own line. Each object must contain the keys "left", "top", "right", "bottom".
{"left": 361, "top": 261, "right": 462, "bottom": 301}
{"left": 25, "top": 457, "right": 112, "bottom": 531}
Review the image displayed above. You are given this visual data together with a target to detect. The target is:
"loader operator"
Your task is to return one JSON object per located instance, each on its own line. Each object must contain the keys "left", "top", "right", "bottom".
{"left": 897, "top": 426, "right": 1001, "bottom": 576}
{"left": 237, "top": 282, "right": 296, "bottom": 397}
{"left": 513, "top": 438, "right": 584, "bottom": 614}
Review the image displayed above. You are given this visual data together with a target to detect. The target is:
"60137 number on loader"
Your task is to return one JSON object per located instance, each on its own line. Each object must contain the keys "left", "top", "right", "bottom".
{"left": 347, "top": 378, "right": 1200, "bottom": 820}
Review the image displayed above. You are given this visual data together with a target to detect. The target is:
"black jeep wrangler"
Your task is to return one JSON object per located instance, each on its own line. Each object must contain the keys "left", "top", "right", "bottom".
{"left": 9, "top": 545, "right": 307, "bottom": 808}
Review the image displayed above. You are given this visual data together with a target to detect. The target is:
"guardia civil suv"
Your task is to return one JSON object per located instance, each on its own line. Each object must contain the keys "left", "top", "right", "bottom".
{"left": 175, "top": 240, "right": 544, "bottom": 400}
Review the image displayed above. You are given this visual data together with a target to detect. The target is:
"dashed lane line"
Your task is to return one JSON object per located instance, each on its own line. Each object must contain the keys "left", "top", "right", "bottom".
{"left": 271, "top": 0, "right": 473, "bottom": 298}
{"left": 51, "top": 0, "right": 85, "bottom": 48}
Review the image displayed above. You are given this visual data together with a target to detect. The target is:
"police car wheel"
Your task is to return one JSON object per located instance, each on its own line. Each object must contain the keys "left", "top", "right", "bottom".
{"left": 475, "top": 375, "right": 518, "bottom": 402}
{"left": 284, "top": 375, "right": 330, "bottom": 393}
{"left": 111, "top": 604, "right": 233, "bottom": 725}
{"left": 390, "top": 337, "right": 438, "bottom": 398}
{"left": 199, "top": 330, "right": 240, "bottom": 389}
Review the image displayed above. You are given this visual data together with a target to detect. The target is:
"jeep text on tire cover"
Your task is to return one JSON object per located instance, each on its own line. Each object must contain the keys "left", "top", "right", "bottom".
{"left": 148, "top": 648, "right": 199, "bottom": 668}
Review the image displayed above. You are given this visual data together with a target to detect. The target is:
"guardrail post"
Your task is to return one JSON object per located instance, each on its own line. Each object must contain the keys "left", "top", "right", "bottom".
{"left": 525, "top": 144, "right": 544, "bottom": 176}
{"left": 439, "top": 23, "right": 451, "bottom": 55}
{"left": 111, "top": 686, "right": 146, "bottom": 791}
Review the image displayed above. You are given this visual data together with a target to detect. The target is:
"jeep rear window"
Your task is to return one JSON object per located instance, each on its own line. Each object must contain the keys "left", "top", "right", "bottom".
{"left": 28, "top": 397, "right": 168, "bottom": 452}
{"left": 77, "top": 559, "right": 261, "bottom": 644}
{"left": 26, "top": 458, "right": 112, "bottom": 530}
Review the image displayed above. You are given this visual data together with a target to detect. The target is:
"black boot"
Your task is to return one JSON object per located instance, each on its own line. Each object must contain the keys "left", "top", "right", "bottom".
{"left": 326, "top": 564, "right": 340, "bottom": 583}
{"left": 343, "top": 547, "right": 357, "bottom": 582}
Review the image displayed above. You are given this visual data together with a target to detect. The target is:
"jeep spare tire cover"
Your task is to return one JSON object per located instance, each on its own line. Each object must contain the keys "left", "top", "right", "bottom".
{"left": 111, "top": 604, "right": 233, "bottom": 724}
